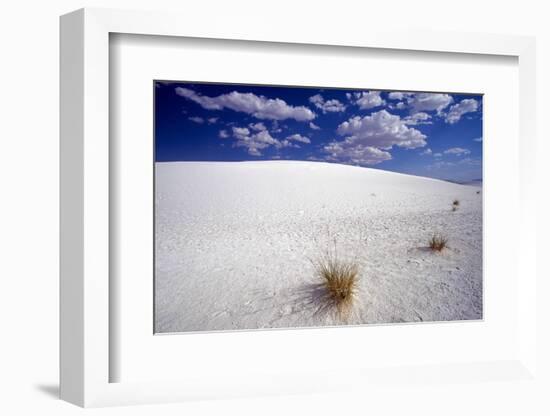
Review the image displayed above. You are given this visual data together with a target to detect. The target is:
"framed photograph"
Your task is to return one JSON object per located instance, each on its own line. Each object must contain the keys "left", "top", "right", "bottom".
{"left": 60, "top": 8, "right": 538, "bottom": 408}
{"left": 153, "top": 80, "right": 483, "bottom": 334}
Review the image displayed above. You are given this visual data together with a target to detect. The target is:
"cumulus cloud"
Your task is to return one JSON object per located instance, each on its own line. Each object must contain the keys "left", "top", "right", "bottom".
{"left": 445, "top": 99, "right": 479, "bottom": 124}
{"left": 403, "top": 112, "right": 432, "bottom": 125}
{"left": 309, "top": 121, "right": 321, "bottom": 130}
{"left": 443, "top": 147, "right": 471, "bottom": 156}
{"left": 433, "top": 152, "right": 442, "bottom": 158}
{"left": 387, "top": 92, "right": 457, "bottom": 116}
{"left": 228, "top": 124, "right": 311, "bottom": 156}
{"left": 323, "top": 142, "right": 392, "bottom": 165}
{"left": 207, "top": 117, "right": 218, "bottom": 124}
{"left": 309, "top": 94, "right": 346, "bottom": 113}
{"left": 218, "top": 129, "right": 230, "bottom": 139}
{"left": 420, "top": 148, "right": 433, "bottom": 156}
{"left": 188, "top": 116, "right": 204, "bottom": 124}
{"left": 232, "top": 127, "right": 250, "bottom": 138}
{"left": 408, "top": 93, "right": 453, "bottom": 114}
{"left": 388, "top": 92, "right": 413, "bottom": 101}
{"left": 248, "top": 122, "right": 267, "bottom": 132}
{"left": 388, "top": 92, "right": 404, "bottom": 100}
{"left": 336, "top": 110, "right": 427, "bottom": 150}
{"left": 176, "top": 87, "right": 315, "bottom": 121}
{"left": 279, "top": 139, "right": 300, "bottom": 149}
{"left": 347, "top": 91, "right": 386, "bottom": 109}
{"left": 286, "top": 134, "right": 311, "bottom": 144}
{"left": 321, "top": 110, "right": 427, "bottom": 166}
{"left": 231, "top": 126, "right": 280, "bottom": 156}
{"left": 473, "top": 137, "right": 483, "bottom": 142}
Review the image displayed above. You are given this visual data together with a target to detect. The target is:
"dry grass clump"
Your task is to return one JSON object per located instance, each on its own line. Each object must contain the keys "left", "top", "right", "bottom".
{"left": 428, "top": 234, "right": 448, "bottom": 252}
{"left": 451, "top": 199, "right": 460, "bottom": 211}
{"left": 314, "top": 253, "right": 359, "bottom": 317}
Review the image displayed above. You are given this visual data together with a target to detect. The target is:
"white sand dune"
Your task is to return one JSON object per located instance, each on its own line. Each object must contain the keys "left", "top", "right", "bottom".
{"left": 155, "top": 161, "right": 482, "bottom": 333}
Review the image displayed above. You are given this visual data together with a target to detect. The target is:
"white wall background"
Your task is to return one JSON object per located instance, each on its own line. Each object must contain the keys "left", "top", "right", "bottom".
{"left": 0, "top": 1, "right": 548, "bottom": 415}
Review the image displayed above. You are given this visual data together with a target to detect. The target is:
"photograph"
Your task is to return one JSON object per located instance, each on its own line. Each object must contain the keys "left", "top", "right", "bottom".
{"left": 154, "top": 81, "right": 483, "bottom": 333}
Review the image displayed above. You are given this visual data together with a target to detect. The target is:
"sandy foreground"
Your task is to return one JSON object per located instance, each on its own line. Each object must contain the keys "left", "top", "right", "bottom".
{"left": 155, "top": 161, "right": 482, "bottom": 333}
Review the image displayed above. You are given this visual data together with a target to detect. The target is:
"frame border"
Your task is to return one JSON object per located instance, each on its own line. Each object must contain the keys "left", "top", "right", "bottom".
{"left": 60, "top": 7, "right": 537, "bottom": 407}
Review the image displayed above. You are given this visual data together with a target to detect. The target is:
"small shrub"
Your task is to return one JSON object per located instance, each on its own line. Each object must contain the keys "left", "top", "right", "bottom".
{"left": 452, "top": 199, "right": 460, "bottom": 206}
{"left": 476, "top": 190, "right": 480, "bottom": 194}
{"left": 314, "top": 253, "right": 359, "bottom": 317}
{"left": 452, "top": 206, "right": 458, "bottom": 212}
{"left": 429, "top": 234, "right": 448, "bottom": 252}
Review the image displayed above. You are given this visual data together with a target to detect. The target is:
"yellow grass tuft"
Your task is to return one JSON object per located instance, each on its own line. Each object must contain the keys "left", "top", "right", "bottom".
{"left": 314, "top": 254, "right": 359, "bottom": 317}
{"left": 429, "top": 234, "right": 448, "bottom": 252}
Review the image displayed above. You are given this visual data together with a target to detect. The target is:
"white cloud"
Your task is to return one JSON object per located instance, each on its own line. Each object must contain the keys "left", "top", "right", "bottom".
{"left": 309, "top": 121, "right": 321, "bottom": 130}
{"left": 247, "top": 148, "right": 262, "bottom": 157}
{"left": 248, "top": 121, "right": 290, "bottom": 137}
{"left": 309, "top": 94, "right": 346, "bottom": 113}
{"left": 408, "top": 93, "right": 453, "bottom": 113}
{"left": 286, "top": 134, "right": 311, "bottom": 144}
{"left": 232, "top": 127, "right": 250, "bottom": 138}
{"left": 231, "top": 126, "right": 281, "bottom": 156}
{"left": 347, "top": 91, "right": 385, "bottom": 109}
{"left": 336, "top": 110, "right": 427, "bottom": 150}
{"left": 444, "top": 98, "right": 479, "bottom": 124}
{"left": 433, "top": 152, "right": 442, "bottom": 158}
{"left": 403, "top": 112, "right": 432, "bottom": 125}
{"left": 228, "top": 126, "right": 310, "bottom": 156}
{"left": 420, "top": 148, "right": 433, "bottom": 156}
{"left": 388, "top": 92, "right": 404, "bottom": 100}
{"left": 188, "top": 116, "right": 204, "bottom": 124}
{"left": 322, "top": 110, "right": 427, "bottom": 166}
{"left": 218, "top": 129, "right": 230, "bottom": 139}
{"left": 323, "top": 142, "right": 392, "bottom": 165}
{"left": 388, "top": 92, "right": 413, "bottom": 101}
{"left": 207, "top": 117, "right": 218, "bottom": 124}
{"left": 473, "top": 137, "right": 483, "bottom": 142}
{"left": 443, "top": 147, "right": 471, "bottom": 156}
{"left": 248, "top": 122, "right": 267, "bottom": 131}
{"left": 176, "top": 87, "right": 316, "bottom": 121}
{"left": 279, "top": 139, "right": 299, "bottom": 149}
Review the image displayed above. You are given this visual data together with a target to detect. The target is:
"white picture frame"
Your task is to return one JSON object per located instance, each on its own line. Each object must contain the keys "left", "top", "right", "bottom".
{"left": 60, "top": 7, "right": 538, "bottom": 408}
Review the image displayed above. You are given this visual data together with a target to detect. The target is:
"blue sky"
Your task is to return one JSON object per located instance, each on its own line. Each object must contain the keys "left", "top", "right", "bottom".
{"left": 155, "top": 81, "right": 483, "bottom": 182}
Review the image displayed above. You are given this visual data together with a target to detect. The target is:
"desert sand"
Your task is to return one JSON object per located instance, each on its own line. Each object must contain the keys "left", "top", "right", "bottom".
{"left": 155, "top": 161, "right": 482, "bottom": 333}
